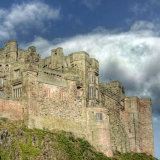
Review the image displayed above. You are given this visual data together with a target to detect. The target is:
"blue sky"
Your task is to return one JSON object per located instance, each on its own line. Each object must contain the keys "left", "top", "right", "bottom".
{"left": 0, "top": 0, "right": 160, "bottom": 159}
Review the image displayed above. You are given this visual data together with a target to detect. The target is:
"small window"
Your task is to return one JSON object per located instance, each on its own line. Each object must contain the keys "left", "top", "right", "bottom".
{"left": 89, "top": 86, "right": 94, "bottom": 99}
{"left": 13, "top": 84, "right": 22, "bottom": 99}
{"left": 5, "top": 65, "right": 9, "bottom": 72}
{"left": 0, "top": 78, "right": 3, "bottom": 87}
{"left": 13, "top": 87, "right": 22, "bottom": 99}
{"left": 0, "top": 91, "right": 4, "bottom": 98}
{"left": 96, "top": 113, "right": 102, "bottom": 120}
{"left": 89, "top": 73, "right": 94, "bottom": 83}
{"left": 14, "top": 69, "right": 20, "bottom": 78}
{"left": 0, "top": 65, "right": 2, "bottom": 72}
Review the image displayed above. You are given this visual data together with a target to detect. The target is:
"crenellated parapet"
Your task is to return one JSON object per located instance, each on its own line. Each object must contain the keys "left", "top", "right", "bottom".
{"left": 4, "top": 40, "right": 18, "bottom": 53}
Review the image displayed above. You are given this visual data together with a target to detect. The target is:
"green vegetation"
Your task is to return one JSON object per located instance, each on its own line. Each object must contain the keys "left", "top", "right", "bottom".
{"left": 0, "top": 149, "right": 9, "bottom": 160}
{"left": 19, "top": 136, "right": 41, "bottom": 159}
{"left": 113, "top": 151, "right": 158, "bottom": 160}
{"left": 0, "top": 120, "right": 157, "bottom": 160}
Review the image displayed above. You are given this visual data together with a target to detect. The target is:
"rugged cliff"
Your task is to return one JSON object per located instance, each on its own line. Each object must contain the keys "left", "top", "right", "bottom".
{"left": 0, "top": 119, "right": 157, "bottom": 160}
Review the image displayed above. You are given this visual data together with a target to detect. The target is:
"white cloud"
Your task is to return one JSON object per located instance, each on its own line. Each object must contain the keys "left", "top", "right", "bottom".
{"left": 130, "top": 3, "right": 149, "bottom": 16}
{"left": 0, "top": 9, "right": 6, "bottom": 18}
{"left": 0, "top": 1, "right": 60, "bottom": 40}
{"left": 131, "top": 21, "right": 156, "bottom": 31}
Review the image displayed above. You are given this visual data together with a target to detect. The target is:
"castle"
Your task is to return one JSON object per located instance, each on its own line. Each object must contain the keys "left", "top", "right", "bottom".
{"left": 0, "top": 40, "right": 154, "bottom": 157}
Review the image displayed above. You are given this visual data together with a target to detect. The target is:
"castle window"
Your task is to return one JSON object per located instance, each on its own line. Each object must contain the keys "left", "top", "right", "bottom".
{"left": 96, "top": 113, "right": 102, "bottom": 120}
{"left": 0, "top": 91, "right": 4, "bottom": 98}
{"left": 14, "top": 69, "right": 20, "bottom": 78}
{"left": 13, "top": 88, "right": 22, "bottom": 99}
{"left": 5, "top": 65, "right": 9, "bottom": 72}
{"left": 89, "top": 73, "right": 94, "bottom": 83}
{"left": 12, "top": 84, "right": 22, "bottom": 99}
{"left": 89, "top": 86, "right": 94, "bottom": 99}
{"left": 0, "top": 78, "right": 3, "bottom": 87}
{"left": 0, "top": 65, "right": 2, "bottom": 72}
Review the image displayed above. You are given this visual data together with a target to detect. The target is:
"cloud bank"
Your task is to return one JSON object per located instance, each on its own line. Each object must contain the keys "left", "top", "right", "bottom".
{"left": 22, "top": 21, "right": 160, "bottom": 116}
{"left": 0, "top": 1, "right": 60, "bottom": 40}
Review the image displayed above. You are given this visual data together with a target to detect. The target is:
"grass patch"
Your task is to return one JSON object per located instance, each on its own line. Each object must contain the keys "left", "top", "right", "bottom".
{"left": 19, "top": 135, "right": 40, "bottom": 160}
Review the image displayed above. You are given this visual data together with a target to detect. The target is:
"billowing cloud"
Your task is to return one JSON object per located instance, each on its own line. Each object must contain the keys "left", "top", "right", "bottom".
{"left": 130, "top": 0, "right": 160, "bottom": 22}
{"left": 0, "top": 1, "right": 60, "bottom": 40}
{"left": 130, "top": 3, "right": 149, "bottom": 16}
{"left": 21, "top": 21, "right": 160, "bottom": 115}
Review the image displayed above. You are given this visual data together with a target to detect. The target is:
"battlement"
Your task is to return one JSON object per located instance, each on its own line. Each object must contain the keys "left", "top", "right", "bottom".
{"left": 51, "top": 47, "right": 63, "bottom": 56}
{"left": 4, "top": 40, "right": 18, "bottom": 52}
{"left": 100, "top": 80, "right": 125, "bottom": 98}
{"left": 110, "top": 80, "right": 122, "bottom": 87}
{"left": 140, "top": 98, "right": 151, "bottom": 106}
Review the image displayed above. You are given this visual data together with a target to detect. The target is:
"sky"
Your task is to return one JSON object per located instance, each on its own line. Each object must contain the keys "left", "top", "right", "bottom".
{"left": 0, "top": 0, "right": 159, "bottom": 159}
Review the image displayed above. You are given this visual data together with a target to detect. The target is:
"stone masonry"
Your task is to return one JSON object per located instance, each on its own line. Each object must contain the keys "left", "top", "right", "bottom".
{"left": 0, "top": 40, "right": 154, "bottom": 157}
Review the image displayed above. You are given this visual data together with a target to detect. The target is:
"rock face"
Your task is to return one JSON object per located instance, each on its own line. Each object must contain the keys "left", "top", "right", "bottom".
{"left": 0, "top": 40, "right": 154, "bottom": 157}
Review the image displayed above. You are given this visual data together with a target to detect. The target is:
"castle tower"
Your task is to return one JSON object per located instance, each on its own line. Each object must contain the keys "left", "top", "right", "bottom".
{"left": 123, "top": 97, "right": 142, "bottom": 153}
{"left": 139, "top": 98, "right": 154, "bottom": 156}
{"left": 51, "top": 47, "right": 66, "bottom": 70}
{"left": 4, "top": 40, "right": 18, "bottom": 61}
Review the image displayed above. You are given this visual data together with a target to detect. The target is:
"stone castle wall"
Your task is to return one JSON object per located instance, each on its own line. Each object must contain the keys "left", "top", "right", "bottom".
{"left": 121, "top": 97, "right": 154, "bottom": 155}
{"left": 140, "top": 99, "right": 154, "bottom": 155}
{"left": 0, "top": 99, "right": 24, "bottom": 121}
{"left": 0, "top": 40, "right": 154, "bottom": 157}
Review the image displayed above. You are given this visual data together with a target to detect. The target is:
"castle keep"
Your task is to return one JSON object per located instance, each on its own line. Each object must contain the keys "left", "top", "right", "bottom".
{"left": 0, "top": 40, "right": 154, "bottom": 157}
